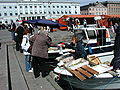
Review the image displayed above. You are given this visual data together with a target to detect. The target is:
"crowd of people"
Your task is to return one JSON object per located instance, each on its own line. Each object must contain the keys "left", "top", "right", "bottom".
{"left": 7, "top": 20, "right": 87, "bottom": 78}
{"left": 67, "top": 17, "right": 87, "bottom": 32}
{"left": 7, "top": 18, "right": 120, "bottom": 79}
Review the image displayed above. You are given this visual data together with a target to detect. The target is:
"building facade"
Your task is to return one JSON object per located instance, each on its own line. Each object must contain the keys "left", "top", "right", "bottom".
{"left": 0, "top": 0, "right": 80, "bottom": 23}
{"left": 80, "top": 2, "right": 107, "bottom": 15}
{"left": 103, "top": 1, "right": 120, "bottom": 15}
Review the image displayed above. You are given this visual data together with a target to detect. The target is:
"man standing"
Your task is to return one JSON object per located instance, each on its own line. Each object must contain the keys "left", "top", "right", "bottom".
{"left": 29, "top": 31, "right": 56, "bottom": 78}
{"left": 10, "top": 20, "right": 16, "bottom": 40}
{"left": 15, "top": 22, "right": 25, "bottom": 53}
{"left": 111, "top": 23, "right": 120, "bottom": 70}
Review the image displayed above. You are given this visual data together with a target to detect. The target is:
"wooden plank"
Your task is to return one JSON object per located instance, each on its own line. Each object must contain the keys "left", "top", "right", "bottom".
{"left": 70, "top": 70, "right": 86, "bottom": 81}
{"left": 8, "top": 46, "right": 28, "bottom": 90}
{"left": 76, "top": 68, "right": 93, "bottom": 78}
{"left": 81, "top": 65, "right": 99, "bottom": 75}
{"left": 0, "top": 44, "right": 9, "bottom": 90}
{"left": 63, "top": 65, "right": 86, "bottom": 81}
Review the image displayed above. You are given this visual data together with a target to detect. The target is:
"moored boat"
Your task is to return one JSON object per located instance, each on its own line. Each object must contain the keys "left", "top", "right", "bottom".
{"left": 51, "top": 27, "right": 119, "bottom": 90}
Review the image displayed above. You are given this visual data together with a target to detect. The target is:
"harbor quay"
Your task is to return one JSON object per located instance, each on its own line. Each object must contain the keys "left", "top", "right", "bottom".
{"left": 0, "top": 29, "right": 64, "bottom": 90}
{"left": 0, "top": 28, "right": 117, "bottom": 90}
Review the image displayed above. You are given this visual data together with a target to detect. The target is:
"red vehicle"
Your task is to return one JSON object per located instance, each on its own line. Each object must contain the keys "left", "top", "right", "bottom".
{"left": 57, "top": 15, "right": 120, "bottom": 30}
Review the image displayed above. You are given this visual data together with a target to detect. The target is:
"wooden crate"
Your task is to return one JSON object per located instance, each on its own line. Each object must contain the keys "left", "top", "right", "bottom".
{"left": 88, "top": 56, "right": 101, "bottom": 65}
{"left": 65, "top": 65, "right": 99, "bottom": 81}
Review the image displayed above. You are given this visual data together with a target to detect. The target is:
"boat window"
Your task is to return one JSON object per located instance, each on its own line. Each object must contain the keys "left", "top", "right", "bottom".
{"left": 96, "top": 29, "right": 106, "bottom": 45}
{"left": 87, "top": 30, "right": 96, "bottom": 39}
{"left": 75, "top": 30, "right": 86, "bottom": 39}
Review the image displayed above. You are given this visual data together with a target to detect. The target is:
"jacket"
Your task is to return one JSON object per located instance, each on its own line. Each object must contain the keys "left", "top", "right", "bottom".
{"left": 65, "top": 41, "right": 87, "bottom": 59}
{"left": 30, "top": 33, "right": 56, "bottom": 58}
{"left": 21, "top": 35, "right": 31, "bottom": 55}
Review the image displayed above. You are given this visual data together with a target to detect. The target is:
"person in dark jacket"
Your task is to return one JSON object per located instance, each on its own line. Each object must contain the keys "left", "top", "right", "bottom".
{"left": 110, "top": 23, "right": 120, "bottom": 70}
{"left": 59, "top": 36, "right": 87, "bottom": 60}
{"left": 29, "top": 31, "right": 56, "bottom": 78}
{"left": 10, "top": 20, "right": 16, "bottom": 40}
{"left": 15, "top": 22, "right": 25, "bottom": 52}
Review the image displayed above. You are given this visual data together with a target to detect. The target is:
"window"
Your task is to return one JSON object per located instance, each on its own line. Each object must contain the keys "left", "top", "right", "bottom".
{"left": 35, "top": 12, "right": 37, "bottom": 14}
{"left": 53, "top": 11, "right": 55, "bottom": 14}
{"left": 39, "top": 11, "right": 42, "bottom": 14}
{"left": 39, "top": 6, "right": 41, "bottom": 8}
{"left": 49, "top": 11, "right": 51, "bottom": 14}
{"left": 0, "top": 13, "right": 1, "bottom": 16}
{"left": 25, "top": 12, "right": 28, "bottom": 14}
{"left": 87, "top": 30, "right": 96, "bottom": 39}
{"left": 61, "top": 6, "right": 63, "bottom": 8}
{"left": 25, "top": 6, "right": 27, "bottom": 8}
{"left": 15, "top": 13, "right": 18, "bottom": 15}
{"left": 69, "top": 6, "right": 71, "bottom": 8}
{"left": 20, "top": 6, "right": 22, "bottom": 8}
{"left": 35, "top": 6, "right": 37, "bottom": 8}
{"left": 10, "top": 13, "right": 13, "bottom": 16}
{"left": 69, "top": 11, "right": 71, "bottom": 14}
{"left": 57, "top": 11, "right": 59, "bottom": 14}
{"left": 20, "top": 13, "right": 23, "bottom": 15}
{"left": 48, "top": 6, "right": 50, "bottom": 8}
{"left": 9, "top": 6, "right": 12, "bottom": 9}
{"left": 57, "top": 6, "right": 59, "bottom": 8}
{"left": 75, "top": 30, "right": 86, "bottom": 39}
{"left": 4, "top": 13, "right": 7, "bottom": 16}
{"left": 30, "top": 12, "right": 33, "bottom": 14}
{"left": 3, "top": 6, "right": 6, "bottom": 9}
{"left": 53, "top": 6, "right": 55, "bottom": 8}
{"left": 30, "top": 6, "right": 32, "bottom": 8}
{"left": 44, "top": 12, "right": 46, "bottom": 14}
{"left": 15, "top": 6, "right": 17, "bottom": 8}
{"left": 65, "top": 6, "right": 67, "bottom": 8}
{"left": 61, "top": 11, "right": 63, "bottom": 14}
{"left": 44, "top": 6, "right": 46, "bottom": 8}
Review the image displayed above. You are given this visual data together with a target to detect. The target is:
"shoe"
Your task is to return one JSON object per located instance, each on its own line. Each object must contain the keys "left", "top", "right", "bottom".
{"left": 35, "top": 74, "right": 40, "bottom": 78}
{"left": 42, "top": 72, "right": 49, "bottom": 77}
{"left": 20, "top": 50, "right": 23, "bottom": 53}
{"left": 29, "top": 69, "right": 33, "bottom": 72}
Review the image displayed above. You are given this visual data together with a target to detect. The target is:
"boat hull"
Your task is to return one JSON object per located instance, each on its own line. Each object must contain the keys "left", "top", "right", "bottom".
{"left": 58, "top": 75, "right": 120, "bottom": 90}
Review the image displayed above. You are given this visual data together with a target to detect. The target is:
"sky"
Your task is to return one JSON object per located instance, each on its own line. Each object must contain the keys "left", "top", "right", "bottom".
{"left": 74, "top": 0, "right": 120, "bottom": 6}
{"left": 74, "top": 0, "right": 107, "bottom": 6}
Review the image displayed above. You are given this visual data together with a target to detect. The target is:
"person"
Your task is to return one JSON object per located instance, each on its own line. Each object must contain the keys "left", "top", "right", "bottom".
{"left": 14, "top": 22, "right": 25, "bottom": 53}
{"left": 68, "top": 17, "right": 74, "bottom": 32}
{"left": 110, "top": 23, "right": 120, "bottom": 70}
{"left": 28, "top": 24, "right": 34, "bottom": 35}
{"left": 113, "top": 23, "right": 119, "bottom": 33}
{"left": 21, "top": 30, "right": 32, "bottom": 72}
{"left": 29, "top": 31, "right": 56, "bottom": 78}
{"left": 59, "top": 35, "right": 87, "bottom": 60}
{"left": 83, "top": 19, "right": 87, "bottom": 27}
{"left": 10, "top": 20, "right": 16, "bottom": 40}
{"left": 75, "top": 17, "right": 80, "bottom": 28}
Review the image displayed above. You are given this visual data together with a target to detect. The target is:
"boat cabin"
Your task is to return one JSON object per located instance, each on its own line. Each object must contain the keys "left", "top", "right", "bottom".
{"left": 74, "top": 27, "right": 114, "bottom": 54}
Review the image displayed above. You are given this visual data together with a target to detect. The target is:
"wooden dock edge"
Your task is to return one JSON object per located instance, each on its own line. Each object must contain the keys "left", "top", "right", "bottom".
{"left": 0, "top": 44, "right": 9, "bottom": 90}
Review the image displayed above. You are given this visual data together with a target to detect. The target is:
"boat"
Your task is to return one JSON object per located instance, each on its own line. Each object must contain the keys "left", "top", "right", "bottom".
{"left": 74, "top": 27, "right": 114, "bottom": 54}
{"left": 49, "top": 27, "right": 120, "bottom": 90}
{"left": 52, "top": 51, "right": 120, "bottom": 90}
